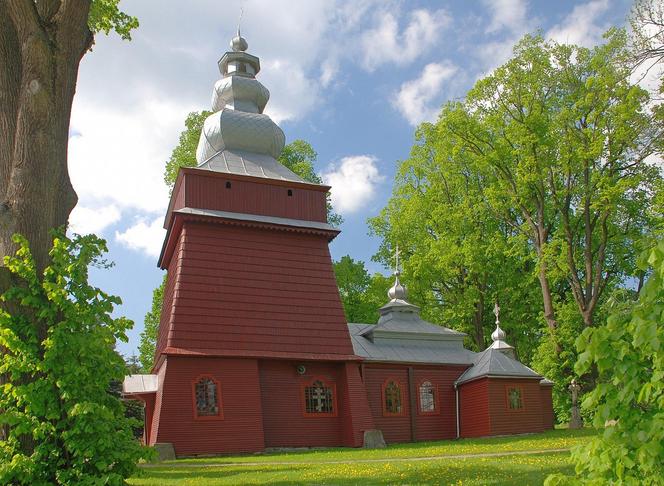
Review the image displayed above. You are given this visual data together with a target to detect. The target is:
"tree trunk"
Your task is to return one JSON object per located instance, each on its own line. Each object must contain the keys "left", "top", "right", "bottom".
{"left": 472, "top": 289, "right": 485, "bottom": 349}
{"left": 0, "top": 0, "right": 93, "bottom": 452}
{"left": 0, "top": 1, "right": 92, "bottom": 274}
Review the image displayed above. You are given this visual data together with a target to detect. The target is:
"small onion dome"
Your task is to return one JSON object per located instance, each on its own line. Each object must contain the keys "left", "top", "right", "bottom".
{"left": 491, "top": 323, "right": 506, "bottom": 342}
{"left": 230, "top": 29, "right": 248, "bottom": 52}
{"left": 387, "top": 272, "right": 408, "bottom": 300}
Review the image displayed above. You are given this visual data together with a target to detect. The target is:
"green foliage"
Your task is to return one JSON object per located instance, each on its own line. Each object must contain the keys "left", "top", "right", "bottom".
{"left": 0, "top": 233, "right": 151, "bottom": 485}
{"left": 333, "top": 256, "right": 390, "bottom": 324}
{"left": 88, "top": 0, "right": 139, "bottom": 40}
{"left": 138, "top": 275, "right": 166, "bottom": 372}
{"left": 163, "top": 111, "right": 212, "bottom": 191}
{"left": 546, "top": 240, "right": 664, "bottom": 486}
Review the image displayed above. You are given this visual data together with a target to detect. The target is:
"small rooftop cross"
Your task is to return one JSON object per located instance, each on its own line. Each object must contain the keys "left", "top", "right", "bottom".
{"left": 394, "top": 244, "right": 401, "bottom": 275}
{"left": 493, "top": 301, "right": 500, "bottom": 325}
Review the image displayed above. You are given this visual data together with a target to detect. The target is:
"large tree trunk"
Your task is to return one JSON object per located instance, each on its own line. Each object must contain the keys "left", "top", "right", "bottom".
{"left": 0, "top": 0, "right": 93, "bottom": 447}
{"left": 0, "top": 0, "right": 92, "bottom": 274}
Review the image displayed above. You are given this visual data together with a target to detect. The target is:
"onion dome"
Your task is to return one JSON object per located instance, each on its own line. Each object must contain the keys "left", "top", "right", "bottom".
{"left": 230, "top": 28, "right": 248, "bottom": 52}
{"left": 491, "top": 324, "right": 506, "bottom": 342}
{"left": 387, "top": 272, "right": 408, "bottom": 301}
{"left": 195, "top": 30, "right": 304, "bottom": 182}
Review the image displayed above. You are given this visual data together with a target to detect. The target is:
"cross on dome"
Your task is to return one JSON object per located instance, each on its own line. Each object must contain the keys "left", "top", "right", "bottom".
{"left": 387, "top": 244, "right": 407, "bottom": 301}
{"left": 491, "top": 301, "right": 507, "bottom": 342}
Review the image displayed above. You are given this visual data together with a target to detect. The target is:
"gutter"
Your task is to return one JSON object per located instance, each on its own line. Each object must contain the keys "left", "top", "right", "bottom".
{"left": 454, "top": 383, "right": 460, "bottom": 439}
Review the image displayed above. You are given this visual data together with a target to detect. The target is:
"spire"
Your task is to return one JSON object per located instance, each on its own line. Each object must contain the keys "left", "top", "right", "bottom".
{"left": 230, "top": 8, "right": 248, "bottom": 52}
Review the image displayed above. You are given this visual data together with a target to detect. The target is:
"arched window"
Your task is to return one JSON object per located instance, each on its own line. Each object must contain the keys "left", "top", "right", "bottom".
{"left": 418, "top": 381, "right": 437, "bottom": 414}
{"left": 383, "top": 380, "right": 404, "bottom": 416}
{"left": 507, "top": 387, "right": 523, "bottom": 410}
{"left": 193, "top": 376, "right": 222, "bottom": 419}
{"left": 303, "top": 379, "right": 336, "bottom": 416}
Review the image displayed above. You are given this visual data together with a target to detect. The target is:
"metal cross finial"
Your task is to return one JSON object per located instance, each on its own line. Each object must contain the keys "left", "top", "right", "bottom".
{"left": 394, "top": 244, "right": 401, "bottom": 274}
{"left": 237, "top": 6, "right": 244, "bottom": 36}
{"left": 493, "top": 302, "right": 500, "bottom": 324}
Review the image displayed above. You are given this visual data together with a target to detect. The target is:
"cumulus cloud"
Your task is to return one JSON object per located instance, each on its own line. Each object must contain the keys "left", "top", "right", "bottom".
{"left": 322, "top": 156, "right": 385, "bottom": 214}
{"left": 69, "top": 204, "right": 121, "bottom": 235}
{"left": 484, "top": 0, "right": 529, "bottom": 34}
{"left": 394, "top": 62, "right": 458, "bottom": 126}
{"left": 547, "top": 0, "right": 611, "bottom": 47}
{"left": 115, "top": 217, "right": 166, "bottom": 258}
{"left": 361, "top": 8, "right": 450, "bottom": 70}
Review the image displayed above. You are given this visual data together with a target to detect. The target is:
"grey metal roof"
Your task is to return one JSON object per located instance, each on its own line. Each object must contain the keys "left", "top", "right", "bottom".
{"left": 455, "top": 348, "right": 542, "bottom": 385}
{"left": 365, "top": 304, "right": 466, "bottom": 340}
{"left": 175, "top": 207, "right": 338, "bottom": 232}
{"left": 197, "top": 149, "right": 305, "bottom": 183}
{"left": 349, "top": 323, "right": 476, "bottom": 365}
{"left": 123, "top": 374, "right": 158, "bottom": 394}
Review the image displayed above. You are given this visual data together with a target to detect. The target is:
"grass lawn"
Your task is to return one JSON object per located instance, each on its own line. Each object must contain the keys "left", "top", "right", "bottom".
{"left": 128, "top": 428, "right": 594, "bottom": 485}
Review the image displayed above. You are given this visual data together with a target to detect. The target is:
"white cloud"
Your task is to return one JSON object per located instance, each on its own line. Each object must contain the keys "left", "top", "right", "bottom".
{"left": 69, "top": 204, "right": 121, "bottom": 235}
{"left": 547, "top": 0, "right": 611, "bottom": 47}
{"left": 484, "top": 0, "right": 529, "bottom": 34}
{"left": 394, "top": 62, "right": 458, "bottom": 126}
{"left": 361, "top": 8, "right": 450, "bottom": 70}
{"left": 322, "top": 155, "right": 385, "bottom": 213}
{"left": 115, "top": 217, "right": 166, "bottom": 258}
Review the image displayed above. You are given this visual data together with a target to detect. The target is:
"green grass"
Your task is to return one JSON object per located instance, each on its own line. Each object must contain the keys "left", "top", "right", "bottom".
{"left": 166, "top": 428, "right": 595, "bottom": 465}
{"left": 128, "top": 429, "right": 595, "bottom": 485}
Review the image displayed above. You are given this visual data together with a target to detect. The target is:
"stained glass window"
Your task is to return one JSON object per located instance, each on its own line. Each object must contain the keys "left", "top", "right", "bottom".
{"left": 384, "top": 381, "right": 403, "bottom": 415}
{"left": 419, "top": 381, "right": 436, "bottom": 413}
{"left": 508, "top": 387, "right": 523, "bottom": 410}
{"left": 195, "top": 377, "right": 220, "bottom": 417}
{"left": 304, "top": 380, "right": 334, "bottom": 414}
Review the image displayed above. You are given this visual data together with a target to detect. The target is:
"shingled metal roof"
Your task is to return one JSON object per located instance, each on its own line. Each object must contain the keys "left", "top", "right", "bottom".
{"left": 348, "top": 323, "right": 476, "bottom": 365}
{"left": 454, "top": 348, "right": 542, "bottom": 385}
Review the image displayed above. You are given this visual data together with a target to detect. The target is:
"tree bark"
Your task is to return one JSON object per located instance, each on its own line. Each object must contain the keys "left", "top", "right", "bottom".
{"left": 0, "top": 0, "right": 92, "bottom": 274}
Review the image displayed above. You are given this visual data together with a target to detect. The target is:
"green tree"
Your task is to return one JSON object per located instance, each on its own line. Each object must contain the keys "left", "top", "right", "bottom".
{"left": 369, "top": 122, "right": 543, "bottom": 357}
{"left": 138, "top": 274, "right": 165, "bottom": 372}
{"left": 333, "top": 256, "right": 390, "bottom": 324}
{"left": 546, "top": 240, "right": 664, "bottom": 485}
{"left": 0, "top": 233, "right": 150, "bottom": 485}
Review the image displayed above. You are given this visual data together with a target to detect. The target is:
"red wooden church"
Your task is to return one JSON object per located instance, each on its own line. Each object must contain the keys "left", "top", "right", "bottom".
{"left": 124, "top": 31, "right": 554, "bottom": 457}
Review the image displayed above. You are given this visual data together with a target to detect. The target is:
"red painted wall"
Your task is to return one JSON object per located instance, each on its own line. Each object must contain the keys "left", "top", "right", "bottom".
{"left": 487, "top": 378, "right": 545, "bottom": 436}
{"left": 340, "top": 363, "right": 376, "bottom": 447}
{"left": 540, "top": 384, "right": 555, "bottom": 430}
{"left": 154, "top": 234, "right": 182, "bottom": 365}
{"left": 259, "top": 360, "right": 343, "bottom": 448}
{"left": 363, "top": 366, "right": 411, "bottom": 443}
{"left": 459, "top": 378, "right": 491, "bottom": 438}
{"left": 164, "top": 222, "right": 355, "bottom": 357}
{"left": 154, "top": 356, "right": 265, "bottom": 456}
{"left": 413, "top": 366, "right": 467, "bottom": 441}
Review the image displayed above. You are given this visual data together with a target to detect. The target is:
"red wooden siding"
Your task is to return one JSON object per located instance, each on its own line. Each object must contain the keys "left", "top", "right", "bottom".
{"left": 166, "top": 169, "right": 328, "bottom": 226}
{"left": 540, "top": 384, "right": 555, "bottom": 430}
{"left": 487, "top": 378, "right": 544, "bottom": 436}
{"left": 154, "top": 234, "right": 182, "bottom": 369}
{"left": 459, "top": 378, "right": 491, "bottom": 438}
{"left": 413, "top": 366, "right": 467, "bottom": 441}
{"left": 363, "top": 366, "right": 411, "bottom": 443}
{"left": 165, "top": 222, "right": 355, "bottom": 357}
{"left": 340, "top": 363, "right": 375, "bottom": 447}
{"left": 259, "top": 360, "right": 343, "bottom": 448}
{"left": 154, "top": 356, "right": 265, "bottom": 456}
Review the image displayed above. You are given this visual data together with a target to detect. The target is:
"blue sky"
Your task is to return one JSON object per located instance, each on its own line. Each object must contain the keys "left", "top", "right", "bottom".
{"left": 67, "top": 0, "right": 640, "bottom": 358}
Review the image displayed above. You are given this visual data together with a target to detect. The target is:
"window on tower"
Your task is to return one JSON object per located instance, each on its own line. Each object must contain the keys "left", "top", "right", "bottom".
{"left": 193, "top": 376, "right": 223, "bottom": 419}
{"left": 383, "top": 380, "right": 405, "bottom": 416}
{"left": 303, "top": 378, "right": 336, "bottom": 416}
{"left": 418, "top": 381, "right": 437, "bottom": 414}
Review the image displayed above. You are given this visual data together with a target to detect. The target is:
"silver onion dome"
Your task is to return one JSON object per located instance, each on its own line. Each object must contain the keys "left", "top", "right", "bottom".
{"left": 387, "top": 272, "right": 408, "bottom": 301}
{"left": 230, "top": 29, "right": 248, "bottom": 52}
{"left": 491, "top": 324, "right": 506, "bottom": 342}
